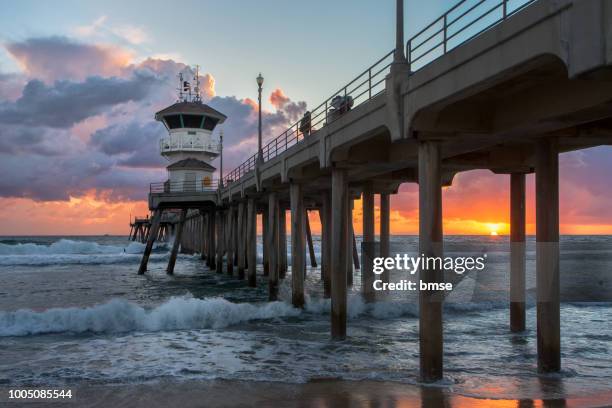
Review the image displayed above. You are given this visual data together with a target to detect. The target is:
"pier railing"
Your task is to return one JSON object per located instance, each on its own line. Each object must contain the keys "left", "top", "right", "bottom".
{"left": 222, "top": 50, "right": 395, "bottom": 185}
{"left": 150, "top": 180, "right": 219, "bottom": 194}
{"left": 407, "top": 0, "right": 535, "bottom": 70}
{"left": 221, "top": 0, "right": 537, "bottom": 188}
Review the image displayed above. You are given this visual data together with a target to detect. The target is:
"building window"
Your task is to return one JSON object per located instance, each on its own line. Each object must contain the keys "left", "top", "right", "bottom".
{"left": 183, "top": 114, "right": 203, "bottom": 129}
{"left": 164, "top": 115, "right": 182, "bottom": 129}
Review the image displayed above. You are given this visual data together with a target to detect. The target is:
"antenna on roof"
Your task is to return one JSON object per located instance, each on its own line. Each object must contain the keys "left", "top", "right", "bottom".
{"left": 194, "top": 65, "right": 201, "bottom": 103}
{"left": 177, "top": 72, "right": 184, "bottom": 102}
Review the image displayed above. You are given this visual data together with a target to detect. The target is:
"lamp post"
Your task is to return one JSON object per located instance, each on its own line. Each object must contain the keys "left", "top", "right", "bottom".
{"left": 256, "top": 73, "right": 264, "bottom": 165}
{"left": 219, "top": 128, "right": 224, "bottom": 188}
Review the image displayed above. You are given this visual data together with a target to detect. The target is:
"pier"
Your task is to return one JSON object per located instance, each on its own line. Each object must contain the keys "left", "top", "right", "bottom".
{"left": 138, "top": 0, "right": 612, "bottom": 382}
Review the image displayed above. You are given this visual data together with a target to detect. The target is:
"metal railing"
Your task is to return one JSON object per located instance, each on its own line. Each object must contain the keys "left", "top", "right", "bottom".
{"left": 221, "top": 0, "right": 538, "bottom": 188}
{"left": 222, "top": 50, "right": 395, "bottom": 185}
{"left": 407, "top": 0, "right": 536, "bottom": 71}
{"left": 160, "top": 138, "right": 221, "bottom": 154}
{"left": 150, "top": 179, "right": 219, "bottom": 194}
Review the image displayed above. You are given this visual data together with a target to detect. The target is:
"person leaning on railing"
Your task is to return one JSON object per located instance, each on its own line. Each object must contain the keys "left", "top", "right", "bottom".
{"left": 328, "top": 95, "right": 354, "bottom": 123}
{"left": 299, "top": 111, "right": 312, "bottom": 136}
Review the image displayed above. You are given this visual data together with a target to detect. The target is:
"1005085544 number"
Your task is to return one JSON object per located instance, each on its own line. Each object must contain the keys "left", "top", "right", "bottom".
{"left": 8, "top": 389, "right": 73, "bottom": 399}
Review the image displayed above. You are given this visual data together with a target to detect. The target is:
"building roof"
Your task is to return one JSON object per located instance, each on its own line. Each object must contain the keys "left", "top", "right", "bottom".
{"left": 166, "top": 158, "right": 217, "bottom": 171}
{"left": 154, "top": 101, "right": 227, "bottom": 123}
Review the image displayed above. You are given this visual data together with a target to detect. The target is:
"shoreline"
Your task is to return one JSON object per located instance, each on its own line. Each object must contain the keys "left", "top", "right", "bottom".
{"left": 3, "top": 379, "right": 611, "bottom": 407}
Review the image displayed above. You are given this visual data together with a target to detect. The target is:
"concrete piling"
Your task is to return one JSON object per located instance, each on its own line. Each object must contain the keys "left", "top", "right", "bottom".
{"left": 138, "top": 209, "right": 162, "bottom": 275}
{"left": 279, "top": 207, "right": 287, "bottom": 279}
{"left": 268, "top": 193, "right": 280, "bottom": 301}
{"left": 535, "top": 138, "right": 561, "bottom": 373}
{"left": 362, "top": 185, "right": 375, "bottom": 302}
{"left": 237, "top": 202, "right": 246, "bottom": 279}
{"left": 247, "top": 198, "right": 257, "bottom": 287}
{"left": 321, "top": 191, "right": 332, "bottom": 298}
{"left": 290, "top": 183, "right": 306, "bottom": 308}
{"left": 380, "top": 192, "right": 390, "bottom": 285}
{"left": 418, "top": 141, "right": 444, "bottom": 383}
{"left": 510, "top": 173, "right": 526, "bottom": 332}
{"left": 331, "top": 167, "right": 349, "bottom": 340}
{"left": 167, "top": 209, "right": 187, "bottom": 275}
{"left": 216, "top": 210, "right": 225, "bottom": 274}
{"left": 306, "top": 212, "right": 317, "bottom": 268}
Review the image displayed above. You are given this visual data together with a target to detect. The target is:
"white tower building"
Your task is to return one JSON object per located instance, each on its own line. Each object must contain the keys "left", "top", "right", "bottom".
{"left": 155, "top": 66, "right": 227, "bottom": 192}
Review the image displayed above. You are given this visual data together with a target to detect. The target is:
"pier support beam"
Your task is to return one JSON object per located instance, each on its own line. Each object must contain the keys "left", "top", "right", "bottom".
{"left": 200, "top": 210, "right": 208, "bottom": 259}
{"left": 362, "top": 185, "right": 375, "bottom": 302}
{"left": 207, "top": 211, "right": 216, "bottom": 269}
{"left": 216, "top": 210, "right": 225, "bottom": 274}
{"left": 247, "top": 198, "right": 257, "bottom": 287}
{"left": 290, "top": 183, "right": 306, "bottom": 308}
{"left": 226, "top": 207, "right": 235, "bottom": 276}
{"left": 262, "top": 209, "right": 269, "bottom": 276}
{"left": 418, "top": 141, "right": 444, "bottom": 383}
{"left": 331, "top": 167, "right": 349, "bottom": 340}
{"left": 321, "top": 191, "right": 332, "bottom": 298}
{"left": 306, "top": 212, "right": 317, "bottom": 268}
{"left": 138, "top": 209, "right": 162, "bottom": 274}
{"left": 347, "top": 199, "right": 354, "bottom": 286}
{"left": 279, "top": 207, "right": 287, "bottom": 279}
{"left": 510, "top": 173, "right": 527, "bottom": 332}
{"left": 167, "top": 209, "right": 187, "bottom": 275}
{"left": 535, "top": 138, "right": 561, "bottom": 373}
{"left": 380, "top": 192, "right": 391, "bottom": 285}
{"left": 268, "top": 193, "right": 280, "bottom": 301}
{"left": 237, "top": 202, "right": 246, "bottom": 279}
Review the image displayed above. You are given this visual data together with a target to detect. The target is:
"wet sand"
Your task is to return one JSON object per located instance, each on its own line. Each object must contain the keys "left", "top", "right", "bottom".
{"left": 3, "top": 379, "right": 612, "bottom": 408}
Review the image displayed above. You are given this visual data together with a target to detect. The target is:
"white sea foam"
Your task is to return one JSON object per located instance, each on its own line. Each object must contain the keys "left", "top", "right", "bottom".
{"left": 0, "top": 239, "right": 164, "bottom": 266}
{"left": 0, "top": 296, "right": 302, "bottom": 337}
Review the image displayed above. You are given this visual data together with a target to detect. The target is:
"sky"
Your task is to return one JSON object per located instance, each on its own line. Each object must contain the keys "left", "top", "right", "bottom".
{"left": 0, "top": 0, "right": 611, "bottom": 236}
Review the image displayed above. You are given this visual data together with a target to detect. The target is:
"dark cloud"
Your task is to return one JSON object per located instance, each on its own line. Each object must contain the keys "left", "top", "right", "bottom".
{"left": 90, "top": 121, "right": 166, "bottom": 168}
{"left": 0, "top": 71, "right": 159, "bottom": 128}
{"left": 0, "top": 35, "right": 305, "bottom": 201}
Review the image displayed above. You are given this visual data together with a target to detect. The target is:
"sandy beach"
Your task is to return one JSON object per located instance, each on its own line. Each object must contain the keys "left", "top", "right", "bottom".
{"left": 4, "top": 379, "right": 612, "bottom": 408}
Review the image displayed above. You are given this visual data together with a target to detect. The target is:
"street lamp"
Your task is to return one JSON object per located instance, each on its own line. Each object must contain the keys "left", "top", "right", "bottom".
{"left": 256, "top": 73, "right": 264, "bottom": 164}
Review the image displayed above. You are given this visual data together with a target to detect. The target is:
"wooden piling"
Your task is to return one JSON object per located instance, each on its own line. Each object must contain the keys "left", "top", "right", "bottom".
{"left": 418, "top": 141, "right": 444, "bottom": 383}
{"left": 362, "top": 186, "right": 375, "bottom": 302}
{"left": 321, "top": 190, "right": 332, "bottom": 298}
{"left": 510, "top": 173, "right": 526, "bottom": 332}
{"left": 331, "top": 167, "right": 349, "bottom": 340}
{"left": 290, "top": 183, "right": 306, "bottom": 307}
{"left": 247, "top": 198, "right": 257, "bottom": 287}
{"left": 535, "top": 138, "right": 561, "bottom": 373}
{"left": 167, "top": 209, "right": 187, "bottom": 275}
{"left": 138, "top": 209, "right": 162, "bottom": 275}
{"left": 268, "top": 193, "right": 280, "bottom": 301}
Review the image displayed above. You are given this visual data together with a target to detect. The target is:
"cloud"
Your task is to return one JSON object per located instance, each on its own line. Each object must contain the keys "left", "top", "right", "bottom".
{"left": 75, "top": 16, "right": 149, "bottom": 45}
{"left": 89, "top": 121, "right": 166, "bottom": 168}
{"left": 0, "top": 71, "right": 159, "bottom": 128}
{"left": 6, "top": 36, "right": 132, "bottom": 82}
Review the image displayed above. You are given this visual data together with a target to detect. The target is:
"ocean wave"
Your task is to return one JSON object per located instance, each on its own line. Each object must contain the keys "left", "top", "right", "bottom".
{"left": 0, "top": 296, "right": 301, "bottom": 337}
{"left": 0, "top": 239, "right": 147, "bottom": 255}
{"left": 0, "top": 239, "right": 169, "bottom": 266}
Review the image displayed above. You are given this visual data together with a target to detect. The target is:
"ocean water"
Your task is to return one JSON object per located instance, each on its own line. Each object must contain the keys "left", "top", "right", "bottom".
{"left": 0, "top": 234, "right": 611, "bottom": 401}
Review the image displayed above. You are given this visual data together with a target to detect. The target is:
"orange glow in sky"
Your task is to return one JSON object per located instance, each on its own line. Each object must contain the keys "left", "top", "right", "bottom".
{"left": 1, "top": 172, "right": 612, "bottom": 236}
